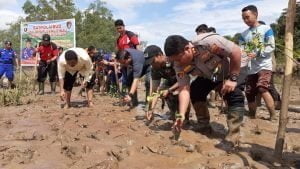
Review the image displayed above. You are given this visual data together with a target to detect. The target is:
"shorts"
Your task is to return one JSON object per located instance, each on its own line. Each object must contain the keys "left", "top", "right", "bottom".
{"left": 0, "top": 64, "right": 14, "bottom": 81}
{"left": 63, "top": 72, "right": 94, "bottom": 91}
{"left": 245, "top": 70, "right": 272, "bottom": 102}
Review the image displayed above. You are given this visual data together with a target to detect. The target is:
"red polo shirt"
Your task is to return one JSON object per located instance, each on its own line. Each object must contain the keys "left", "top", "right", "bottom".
{"left": 37, "top": 43, "right": 59, "bottom": 61}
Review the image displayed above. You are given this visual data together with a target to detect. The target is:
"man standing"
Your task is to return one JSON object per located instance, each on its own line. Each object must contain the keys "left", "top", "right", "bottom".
{"left": 0, "top": 41, "right": 18, "bottom": 88}
{"left": 36, "top": 34, "right": 59, "bottom": 95}
{"left": 115, "top": 19, "right": 143, "bottom": 99}
{"left": 240, "top": 5, "right": 276, "bottom": 120}
{"left": 164, "top": 34, "right": 244, "bottom": 145}
{"left": 57, "top": 48, "right": 94, "bottom": 108}
{"left": 144, "top": 45, "right": 190, "bottom": 122}
{"left": 115, "top": 19, "right": 139, "bottom": 50}
{"left": 116, "top": 48, "right": 150, "bottom": 107}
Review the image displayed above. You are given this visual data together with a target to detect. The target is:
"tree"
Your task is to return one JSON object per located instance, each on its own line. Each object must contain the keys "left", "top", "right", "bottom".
{"left": 20, "top": 0, "right": 117, "bottom": 52}
{"left": 272, "top": 2, "right": 300, "bottom": 63}
{"left": 76, "top": 0, "right": 116, "bottom": 51}
{"left": 22, "top": 0, "right": 76, "bottom": 21}
{"left": 0, "top": 18, "right": 24, "bottom": 54}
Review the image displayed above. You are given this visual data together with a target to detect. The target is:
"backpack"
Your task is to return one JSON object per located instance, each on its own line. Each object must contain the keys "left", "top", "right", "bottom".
{"left": 117, "top": 31, "right": 138, "bottom": 49}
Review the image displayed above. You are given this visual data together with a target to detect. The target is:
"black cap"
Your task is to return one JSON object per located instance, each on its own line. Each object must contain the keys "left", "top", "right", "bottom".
{"left": 144, "top": 45, "right": 163, "bottom": 65}
{"left": 42, "top": 34, "right": 51, "bottom": 41}
{"left": 115, "top": 19, "right": 125, "bottom": 26}
{"left": 4, "top": 41, "right": 12, "bottom": 45}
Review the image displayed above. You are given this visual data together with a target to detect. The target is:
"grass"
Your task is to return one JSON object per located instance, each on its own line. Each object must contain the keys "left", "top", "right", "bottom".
{"left": 0, "top": 69, "right": 36, "bottom": 106}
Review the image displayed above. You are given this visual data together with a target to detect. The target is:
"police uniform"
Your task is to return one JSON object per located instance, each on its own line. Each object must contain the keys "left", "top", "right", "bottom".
{"left": 0, "top": 44, "right": 16, "bottom": 81}
{"left": 174, "top": 33, "right": 245, "bottom": 137}
{"left": 37, "top": 34, "right": 59, "bottom": 95}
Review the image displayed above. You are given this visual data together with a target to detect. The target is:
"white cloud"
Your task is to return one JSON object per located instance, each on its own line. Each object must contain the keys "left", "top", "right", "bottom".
{"left": 0, "top": 0, "right": 17, "bottom": 9}
{"left": 0, "top": 0, "right": 24, "bottom": 29}
{"left": 0, "top": 9, "right": 23, "bottom": 30}
{"left": 173, "top": 0, "right": 206, "bottom": 12}
{"left": 102, "top": 0, "right": 167, "bottom": 22}
{"left": 128, "top": 0, "right": 289, "bottom": 50}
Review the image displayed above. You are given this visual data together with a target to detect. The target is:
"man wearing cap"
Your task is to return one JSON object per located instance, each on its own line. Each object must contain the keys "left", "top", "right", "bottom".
{"left": 0, "top": 41, "right": 18, "bottom": 88}
{"left": 145, "top": 45, "right": 190, "bottom": 122}
{"left": 164, "top": 34, "right": 245, "bottom": 145}
{"left": 36, "top": 34, "right": 59, "bottom": 95}
{"left": 57, "top": 48, "right": 94, "bottom": 108}
{"left": 116, "top": 48, "right": 150, "bottom": 107}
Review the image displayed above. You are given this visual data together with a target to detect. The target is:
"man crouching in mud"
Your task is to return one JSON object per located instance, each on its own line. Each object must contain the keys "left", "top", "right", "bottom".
{"left": 58, "top": 48, "right": 94, "bottom": 108}
{"left": 164, "top": 34, "right": 246, "bottom": 145}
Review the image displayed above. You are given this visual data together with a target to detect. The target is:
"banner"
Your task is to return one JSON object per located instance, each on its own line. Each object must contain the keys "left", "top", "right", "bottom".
{"left": 20, "top": 19, "right": 76, "bottom": 66}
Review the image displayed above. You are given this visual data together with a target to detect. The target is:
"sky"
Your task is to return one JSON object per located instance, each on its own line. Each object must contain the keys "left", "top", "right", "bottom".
{"left": 0, "top": 0, "right": 294, "bottom": 48}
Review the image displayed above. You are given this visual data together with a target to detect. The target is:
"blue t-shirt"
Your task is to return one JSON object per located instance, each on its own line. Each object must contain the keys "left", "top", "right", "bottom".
{"left": 125, "top": 48, "right": 149, "bottom": 78}
{"left": 0, "top": 48, "right": 16, "bottom": 64}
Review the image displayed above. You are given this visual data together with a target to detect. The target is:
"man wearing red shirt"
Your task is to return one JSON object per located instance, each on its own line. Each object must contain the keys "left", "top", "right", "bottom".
{"left": 115, "top": 19, "right": 139, "bottom": 51}
{"left": 36, "top": 34, "right": 59, "bottom": 95}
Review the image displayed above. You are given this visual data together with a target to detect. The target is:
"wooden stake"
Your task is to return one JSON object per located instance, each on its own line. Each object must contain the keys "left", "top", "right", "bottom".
{"left": 274, "top": 0, "right": 296, "bottom": 160}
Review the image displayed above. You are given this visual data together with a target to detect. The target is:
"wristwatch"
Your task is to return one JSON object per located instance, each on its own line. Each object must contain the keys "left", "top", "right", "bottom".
{"left": 229, "top": 73, "right": 239, "bottom": 82}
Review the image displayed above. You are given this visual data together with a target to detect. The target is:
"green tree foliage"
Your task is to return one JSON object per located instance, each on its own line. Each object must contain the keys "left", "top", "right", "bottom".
{"left": 272, "top": 2, "right": 300, "bottom": 62}
{"left": 76, "top": 0, "right": 116, "bottom": 51}
{"left": 22, "top": 0, "right": 76, "bottom": 21}
{"left": 0, "top": 18, "right": 24, "bottom": 54}
{"left": 0, "top": 0, "right": 117, "bottom": 54}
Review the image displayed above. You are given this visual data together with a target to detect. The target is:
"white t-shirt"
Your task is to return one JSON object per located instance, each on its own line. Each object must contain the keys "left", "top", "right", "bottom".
{"left": 57, "top": 47, "right": 93, "bottom": 82}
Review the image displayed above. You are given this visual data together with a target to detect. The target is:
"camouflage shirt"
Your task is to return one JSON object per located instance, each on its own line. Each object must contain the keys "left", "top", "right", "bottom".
{"left": 152, "top": 62, "right": 177, "bottom": 87}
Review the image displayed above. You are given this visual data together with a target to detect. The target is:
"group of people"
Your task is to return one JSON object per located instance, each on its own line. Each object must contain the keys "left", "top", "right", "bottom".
{"left": 0, "top": 5, "right": 283, "bottom": 145}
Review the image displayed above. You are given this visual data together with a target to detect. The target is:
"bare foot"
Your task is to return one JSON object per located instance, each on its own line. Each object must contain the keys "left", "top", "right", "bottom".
{"left": 88, "top": 101, "right": 94, "bottom": 107}
{"left": 61, "top": 103, "right": 71, "bottom": 109}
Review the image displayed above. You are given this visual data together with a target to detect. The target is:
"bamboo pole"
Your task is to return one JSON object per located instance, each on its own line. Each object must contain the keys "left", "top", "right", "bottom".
{"left": 274, "top": 0, "right": 296, "bottom": 160}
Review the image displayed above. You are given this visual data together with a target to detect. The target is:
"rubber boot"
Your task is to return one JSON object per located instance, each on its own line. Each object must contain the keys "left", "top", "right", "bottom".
{"left": 193, "top": 101, "right": 211, "bottom": 132}
{"left": 226, "top": 107, "right": 245, "bottom": 146}
{"left": 50, "top": 82, "right": 56, "bottom": 95}
{"left": 38, "top": 82, "right": 45, "bottom": 95}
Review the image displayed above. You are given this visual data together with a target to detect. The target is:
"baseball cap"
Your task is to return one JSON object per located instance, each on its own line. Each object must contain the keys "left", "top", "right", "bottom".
{"left": 42, "top": 34, "right": 51, "bottom": 41}
{"left": 144, "top": 45, "right": 163, "bottom": 65}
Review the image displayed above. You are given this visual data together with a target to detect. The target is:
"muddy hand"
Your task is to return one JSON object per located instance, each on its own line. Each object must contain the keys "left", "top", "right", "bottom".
{"left": 172, "top": 119, "right": 182, "bottom": 141}
{"left": 123, "top": 95, "right": 132, "bottom": 103}
{"left": 60, "top": 91, "right": 66, "bottom": 108}
{"left": 221, "top": 80, "right": 237, "bottom": 95}
{"left": 60, "top": 91, "right": 66, "bottom": 101}
{"left": 146, "top": 110, "right": 154, "bottom": 121}
{"left": 247, "top": 52, "right": 256, "bottom": 59}
{"left": 172, "top": 118, "right": 183, "bottom": 132}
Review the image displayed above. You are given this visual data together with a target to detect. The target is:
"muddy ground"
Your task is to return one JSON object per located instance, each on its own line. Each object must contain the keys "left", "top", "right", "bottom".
{"left": 0, "top": 83, "right": 299, "bottom": 169}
